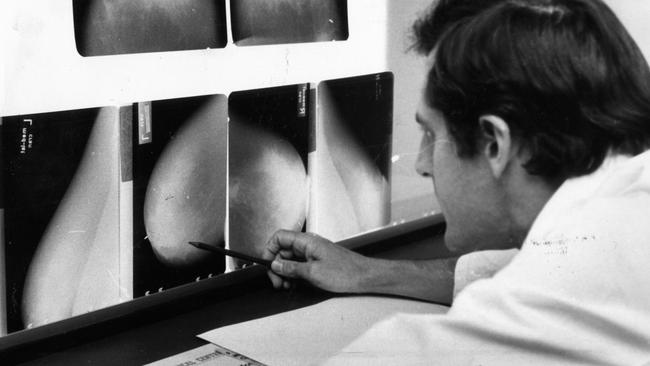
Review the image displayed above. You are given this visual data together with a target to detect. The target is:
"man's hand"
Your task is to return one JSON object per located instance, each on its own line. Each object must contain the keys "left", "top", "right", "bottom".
{"left": 263, "top": 230, "right": 371, "bottom": 293}
{"left": 263, "top": 229, "right": 460, "bottom": 304}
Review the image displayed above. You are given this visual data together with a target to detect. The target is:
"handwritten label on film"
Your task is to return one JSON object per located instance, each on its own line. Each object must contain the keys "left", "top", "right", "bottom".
{"left": 297, "top": 84, "right": 308, "bottom": 118}
{"left": 138, "top": 101, "right": 153, "bottom": 145}
{"left": 20, "top": 119, "right": 34, "bottom": 154}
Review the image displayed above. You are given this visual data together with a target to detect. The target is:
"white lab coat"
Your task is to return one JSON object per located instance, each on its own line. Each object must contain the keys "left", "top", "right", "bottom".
{"left": 325, "top": 151, "right": 650, "bottom": 365}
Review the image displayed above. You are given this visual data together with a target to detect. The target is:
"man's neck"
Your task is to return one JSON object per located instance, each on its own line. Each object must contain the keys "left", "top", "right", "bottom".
{"left": 505, "top": 171, "right": 562, "bottom": 248}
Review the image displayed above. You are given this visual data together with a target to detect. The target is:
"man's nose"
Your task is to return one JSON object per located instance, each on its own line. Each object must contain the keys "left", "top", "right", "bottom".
{"left": 415, "top": 135, "right": 433, "bottom": 177}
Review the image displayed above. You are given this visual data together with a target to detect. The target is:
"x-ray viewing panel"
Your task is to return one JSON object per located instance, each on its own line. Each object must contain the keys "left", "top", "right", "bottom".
{"left": 228, "top": 84, "right": 310, "bottom": 268}
{"left": 1, "top": 107, "right": 122, "bottom": 333}
{"left": 131, "top": 95, "right": 228, "bottom": 298}
{"left": 230, "top": 0, "right": 349, "bottom": 46}
{"left": 73, "top": 0, "right": 227, "bottom": 56}
{"left": 311, "top": 72, "right": 393, "bottom": 241}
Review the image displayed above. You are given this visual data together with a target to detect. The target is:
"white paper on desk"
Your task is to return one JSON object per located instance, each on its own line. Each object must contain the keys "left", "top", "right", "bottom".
{"left": 144, "top": 343, "right": 266, "bottom": 366}
{"left": 198, "top": 295, "right": 449, "bottom": 366}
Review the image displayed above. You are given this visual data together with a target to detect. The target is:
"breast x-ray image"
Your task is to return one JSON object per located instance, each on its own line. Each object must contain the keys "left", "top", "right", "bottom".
{"left": 132, "top": 95, "right": 227, "bottom": 297}
{"left": 0, "top": 73, "right": 390, "bottom": 334}
{"left": 1, "top": 107, "right": 122, "bottom": 333}
{"left": 230, "top": 0, "right": 348, "bottom": 46}
{"left": 229, "top": 84, "right": 310, "bottom": 268}
{"left": 73, "top": 0, "right": 227, "bottom": 56}
{"left": 310, "top": 73, "right": 394, "bottom": 241}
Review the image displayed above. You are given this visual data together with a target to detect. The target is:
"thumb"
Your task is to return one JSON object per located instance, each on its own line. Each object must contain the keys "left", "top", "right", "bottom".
{"left": 271, "top": 258, "right": 309, "bottom": 279}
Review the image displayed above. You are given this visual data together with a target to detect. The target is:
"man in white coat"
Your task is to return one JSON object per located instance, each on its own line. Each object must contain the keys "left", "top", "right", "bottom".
{"left": 263, "top": 0, "right": 650, "bottom": 363}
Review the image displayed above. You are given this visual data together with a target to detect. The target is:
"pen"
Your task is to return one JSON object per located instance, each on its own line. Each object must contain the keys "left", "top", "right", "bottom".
{"left": 188, "top": 241, "right": 273, "bottom": 268}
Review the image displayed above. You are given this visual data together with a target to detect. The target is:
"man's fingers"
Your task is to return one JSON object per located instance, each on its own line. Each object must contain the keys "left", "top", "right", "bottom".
{"left": 264, "top": 230, "right": 333, "bottom": 290}
{"left": 271, "top": 258, "right": 309, "bottom": 279}
{"left": 265, "top": 230, "right": 315, "bottom": 259}
{"left": 267, "top": 270, "right": 284, "bottom": 289}
{"left": 278, "top": 249, "right": 295, "bottom": 259}
{"left": 267, "top": 269, "right": 296, "bottom": 291}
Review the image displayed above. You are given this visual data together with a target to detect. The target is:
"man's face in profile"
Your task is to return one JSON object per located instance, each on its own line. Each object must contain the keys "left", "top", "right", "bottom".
{"left": 414, "top": 94, "right": 511, "bottom": 254}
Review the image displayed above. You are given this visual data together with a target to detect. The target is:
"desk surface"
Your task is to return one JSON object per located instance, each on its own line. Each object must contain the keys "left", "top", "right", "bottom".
{"left": 4, "top": 217, "right": 448, "bottom": 365}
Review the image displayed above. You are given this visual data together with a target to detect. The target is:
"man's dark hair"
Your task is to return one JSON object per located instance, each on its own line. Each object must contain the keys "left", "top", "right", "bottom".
{"left": 412, "top": 0, "right": 504, "bottom": 54}
{"left": 414, "top": 0, "right": 650, "bottom": 180}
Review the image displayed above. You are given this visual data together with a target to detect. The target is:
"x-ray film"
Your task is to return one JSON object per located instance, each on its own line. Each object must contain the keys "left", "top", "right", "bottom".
{"left": 73, "top": 0, "right": 227, "bottom": 56}
{"left": 230, "top": 0, "right": 348, "bottom": 46}
{"left": 229, "top": 84, "right": 310, "bottom": 268}
{"left": 1, "top": 107, "right": 122, "bottom": 333}
{"left": 131, "top": 95, "right": 227, "bottom": 298}
{"left": 310, "top": 73, "right": 393, "bottom": 241}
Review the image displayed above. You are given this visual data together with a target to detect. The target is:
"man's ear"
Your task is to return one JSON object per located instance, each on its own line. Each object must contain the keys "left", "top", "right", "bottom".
{"left": 479, "top": 115, "right": 513, "bottom": 179}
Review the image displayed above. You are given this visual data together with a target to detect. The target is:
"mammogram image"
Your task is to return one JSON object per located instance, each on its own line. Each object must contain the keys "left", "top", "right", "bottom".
{"left": 310, "top": 73, "right": 394, "bottom": 241}
{"left": 228, "top": 84, "right": 310, "bottom": 268}
{"left": 131, "top": 95, "right": 227, "bottom": 297}
{"left": 2, "top": 107, "right": 122, "bottom": 332}
{"left": 73, "top": 0, "right": 227, "bottom": 56}
{"left": 230, "top": 0, "right": 348, "bottom": 46}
